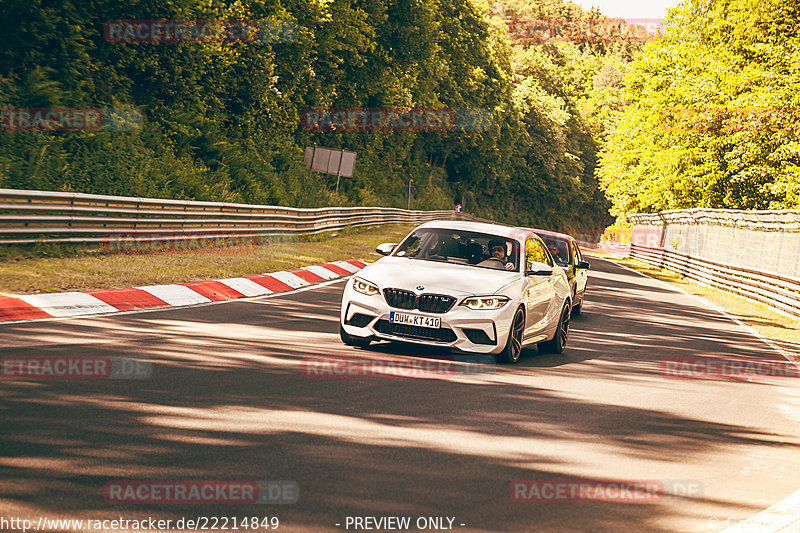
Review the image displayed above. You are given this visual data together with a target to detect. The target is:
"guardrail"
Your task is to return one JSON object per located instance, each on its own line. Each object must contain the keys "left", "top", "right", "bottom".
{"left": 629, "top": 244, "right": 800, "bottom": 319}
{"left": 0, "top": 188, "right": 466, "bottom": 245}
{"left": 605, "top": 207, "right": 800, "bottom": 319}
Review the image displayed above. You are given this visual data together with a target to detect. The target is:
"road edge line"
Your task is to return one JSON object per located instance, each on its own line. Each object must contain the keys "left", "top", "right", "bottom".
{"left": 591, "top": 253, "right": 800, "bottom": 533}
{"left": 590, "top": 253, "right": 797, "bottom": 364}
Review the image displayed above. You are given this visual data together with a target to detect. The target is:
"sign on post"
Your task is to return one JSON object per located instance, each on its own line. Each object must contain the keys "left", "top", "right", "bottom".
{"left": 305, "top": 146, "right": 357, "bottom": 198}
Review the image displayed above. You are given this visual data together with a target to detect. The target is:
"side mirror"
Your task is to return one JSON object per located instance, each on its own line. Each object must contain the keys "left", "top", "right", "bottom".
{"left": 375, "top": 243, "right": 397, "bottom": 256}
{"left": 576, "top": 260, "right": 590, "bottom": 270}
{"left": 525, "top": 261, "right": 553, "bottom": 277}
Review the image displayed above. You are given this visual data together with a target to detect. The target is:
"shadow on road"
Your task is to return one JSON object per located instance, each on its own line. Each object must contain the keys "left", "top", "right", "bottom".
{"left": 1, "top": 258, "right": 798, "bottom": 532}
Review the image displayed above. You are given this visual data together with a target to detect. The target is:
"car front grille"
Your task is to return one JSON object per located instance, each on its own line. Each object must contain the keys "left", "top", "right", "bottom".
{"left": 418, "top": 294, "right": 457, "bottom": 313}
{"left": 383, "top": 288, "right": 417, "bottom": 310}
{"left": 374, "top": 320, "right": 457, "bottom": 343}
{"left": 382, "top": 289, "right": 456, "bottom": 314}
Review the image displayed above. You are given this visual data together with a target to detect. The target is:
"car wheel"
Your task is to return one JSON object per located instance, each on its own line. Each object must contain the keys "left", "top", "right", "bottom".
{"left": 496, "top": 307, "right": 525, "bottom": 364}
{"left": 571, "top": 294, "right": 583, "bottom": 316}
{"left": 538, "top": 303, "right": 571, "bottom": 354}
{"left": 339, "top": 324, "right": 372, "bottom": 348}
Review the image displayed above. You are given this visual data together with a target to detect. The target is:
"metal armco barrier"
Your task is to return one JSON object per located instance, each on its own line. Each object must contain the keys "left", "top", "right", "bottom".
{"left": 617, "top": 208, "right": 800, "bottom": 319}
{"left": 0, "top": 188, "right": 468, "bottom": 244}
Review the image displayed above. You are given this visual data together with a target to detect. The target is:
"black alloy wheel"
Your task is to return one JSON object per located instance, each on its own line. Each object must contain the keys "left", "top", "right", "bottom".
{"left": 497, "top": 307, "right": 526, "bottom": 364}
{"left": 538, "top": 303, "right": 570, "bottom": 354}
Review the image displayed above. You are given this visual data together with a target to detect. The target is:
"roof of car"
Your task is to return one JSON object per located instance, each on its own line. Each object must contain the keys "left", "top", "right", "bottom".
{"left": 417, "top": 219, "right": 532, "bottom": 240}
{"left": 530, "top": 228, "right": 575, "bottom": 242}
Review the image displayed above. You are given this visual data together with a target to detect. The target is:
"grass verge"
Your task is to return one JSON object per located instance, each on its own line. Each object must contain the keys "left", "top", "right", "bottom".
{"left": 0, "top": 224, "right": 415, "bottom": 295}
{"left": 588, "top": 250, "right": 800, "bottom": 354}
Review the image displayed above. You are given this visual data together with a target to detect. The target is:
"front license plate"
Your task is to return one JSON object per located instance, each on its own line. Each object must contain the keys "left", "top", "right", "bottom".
{"left": 389, "top": 312, "right": 441, "bottom": 329}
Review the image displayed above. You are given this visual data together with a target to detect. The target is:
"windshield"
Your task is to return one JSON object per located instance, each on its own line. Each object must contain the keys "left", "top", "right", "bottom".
{"left": 393, "top": 228, "right": 520, "bottom": 272}
{"left": 535, "top": 234, "right": 571, "bottom": 265}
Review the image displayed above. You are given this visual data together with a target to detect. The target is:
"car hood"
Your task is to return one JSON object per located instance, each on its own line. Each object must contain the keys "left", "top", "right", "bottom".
{"left": 357, "top": 256, "right": 519, "bottom": 296}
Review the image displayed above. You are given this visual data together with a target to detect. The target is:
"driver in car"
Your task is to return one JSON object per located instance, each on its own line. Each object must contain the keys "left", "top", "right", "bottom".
{"left": 478, "top": 239, "right": 515, "bottom": 270}
{"left": 548, "top": 243, "right": 568, "bottom": 265}
{"left": 549, "top": 244, "right": 562, "bottom": 263}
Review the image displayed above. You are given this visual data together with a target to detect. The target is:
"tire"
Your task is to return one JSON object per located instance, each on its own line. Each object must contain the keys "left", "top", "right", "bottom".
{"left": 538, "top": 303, "right": 571, "bottom": 354}
{"left": 571, "top": 294, "right": 583, "bottom": 316}
{"left": 496, "top": 307, "right": 525, "bottom": 364}
{"left": 339, "top": 324, "right": 372, "bottom": 348}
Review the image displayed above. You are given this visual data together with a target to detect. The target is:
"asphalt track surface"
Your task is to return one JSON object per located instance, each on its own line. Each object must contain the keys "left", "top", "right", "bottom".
{"left": 2, "top": 256, "right": 800, "bottom": 532}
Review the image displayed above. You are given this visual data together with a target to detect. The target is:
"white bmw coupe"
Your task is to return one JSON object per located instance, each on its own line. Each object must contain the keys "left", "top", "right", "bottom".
{"left": 339, "top": 220, "right": 572, "bottom": 363}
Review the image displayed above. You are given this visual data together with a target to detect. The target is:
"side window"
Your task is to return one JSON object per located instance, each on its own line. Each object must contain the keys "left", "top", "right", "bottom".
{"left": 525, "top": 236, "right": 553, "bottom": 270}
{"left": 571, "top": 241, "right": 581, "bottom": 264}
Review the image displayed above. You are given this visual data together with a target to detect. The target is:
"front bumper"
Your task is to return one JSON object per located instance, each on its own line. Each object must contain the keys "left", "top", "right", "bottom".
{"left": 340, "top": 279, "right": 517, "bottom": 355}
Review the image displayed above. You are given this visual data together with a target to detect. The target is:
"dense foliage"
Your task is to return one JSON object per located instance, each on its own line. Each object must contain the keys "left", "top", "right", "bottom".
{"left": 599, "top": 0, "right": 800, "bottom": 216}
{"left": 0, "top": 0, "right": 635, "bottom": 231}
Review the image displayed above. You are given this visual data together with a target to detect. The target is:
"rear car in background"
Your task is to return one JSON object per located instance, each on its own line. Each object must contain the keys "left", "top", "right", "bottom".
{"left": 339, "top": 220, "right": 572, "bottom": 363}
{"left": 530, "top": 229, "right": 590, "bottom": 315}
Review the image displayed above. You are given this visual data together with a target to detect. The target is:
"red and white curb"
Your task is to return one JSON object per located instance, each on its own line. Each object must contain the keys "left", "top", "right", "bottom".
{"left": 0, "top": 260, "right": 366, "bottom": 323}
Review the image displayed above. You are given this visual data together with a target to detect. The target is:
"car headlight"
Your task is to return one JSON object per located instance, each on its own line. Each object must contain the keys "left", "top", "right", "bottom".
{"left": 352, "top": 277, "right": 380, "bottom": 296}
{"left": 461, "top": 296, "right": 510, "bottom": 310}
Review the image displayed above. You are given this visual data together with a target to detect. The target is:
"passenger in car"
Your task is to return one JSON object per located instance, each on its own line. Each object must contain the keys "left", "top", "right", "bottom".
{"left": 467, "top": 241, "right": 484, "bottom": 264}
